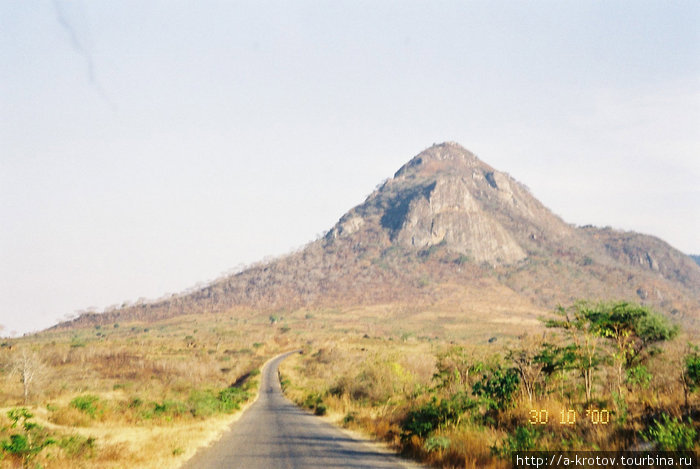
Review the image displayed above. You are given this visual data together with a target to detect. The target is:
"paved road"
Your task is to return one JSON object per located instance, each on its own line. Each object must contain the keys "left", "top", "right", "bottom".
{"left": 181, "top": 351, "right": 414, "bottom": 469}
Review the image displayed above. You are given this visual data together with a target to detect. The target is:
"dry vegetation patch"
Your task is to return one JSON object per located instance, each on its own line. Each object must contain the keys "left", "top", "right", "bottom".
{"left": 0, "top": 314, "right": 295, "bottom": 468}
{"left": 279, "top": 302, "right": 700, "bottom": 468}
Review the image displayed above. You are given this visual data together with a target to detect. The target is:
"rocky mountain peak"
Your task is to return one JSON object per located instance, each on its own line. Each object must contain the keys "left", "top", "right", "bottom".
{"left": 393, "top": 142, "right": 489, "bottom": 179}
{"left": 55, "top": 142, "right": 700, "bottom": 330}
{"left": 328, "top": 142, "right": 571, "bottom": 266}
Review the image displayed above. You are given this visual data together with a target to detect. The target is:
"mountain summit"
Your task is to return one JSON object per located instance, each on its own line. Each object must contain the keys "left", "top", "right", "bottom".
{"left": 328, "top": 142, "right": 573, "bottom": 265}
{"left": 59, "top": 143, "right": 700, "bottom": 329}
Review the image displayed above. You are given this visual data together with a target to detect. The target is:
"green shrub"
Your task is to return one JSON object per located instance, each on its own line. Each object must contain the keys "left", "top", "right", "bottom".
{"left": 57, "top": 435, "right": 95, "bottom": 458}
{"left": 153, "top": 400, "right": 188, "bottom": 417}
{"left": 314, "top": 403, "right": 327, "bottom": 416}
{"left": 455, "top": 254, "right": 470, "bottom": 265}
{"left": 402, "top": 392, "right": 475, "bottom": 438}
{"left": 70, "top": 395, "right": 101, "bottom": 418}
{"left": 424, "top": 435, "right": 451, "bottom": 452}
{"left": 626, "top": 365, "right": 652, "bottom": 390}
{"left": 643, "top": 414, "right": 696, "bottom": 450}
{"left": 1, "top": 408, "right": 56, "bottom": 466}
{"left": 70, "top": 337, "right": 86, "bottom": 348}
{"left": 472, "top": 366, "right": 520, "bottom": 411}
{"left": 685, "top": 348, "right": 700, "bottom": 391}
{"left": 302, "top": 392, "right": 327, "bottom": 415}
{"left": 492, "top": 426, "right": 540, "bottom": 457}
{"left": 218, "top": 387, "right": 249, "bottom": 412}
{"left": 342, "top": 412, "right": 357, "bottom": 425}
{"left": 129, "top": 397, "right": 143, "bottom": 408}
{"left": 188, "top": 390, "right": 220, "bottom": 418}
{"left": 186, "top": 387, "right": 250, "bottom": 418}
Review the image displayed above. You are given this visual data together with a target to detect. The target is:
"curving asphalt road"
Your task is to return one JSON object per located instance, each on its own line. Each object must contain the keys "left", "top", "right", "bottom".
{"left": 181, "top": 351, "right": 415, "bottom": 469}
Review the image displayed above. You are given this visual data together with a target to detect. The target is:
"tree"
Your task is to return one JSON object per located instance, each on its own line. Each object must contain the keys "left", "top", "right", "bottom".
{"left": 472, "top": 365, "right": 520, "bottom": 411}
{"left": 1, "top": 408, "right": 55, "bottom": 467}
{"left": 681, "top": 344, "right": 700, "bottom": 411}
{"left": 433, "top": 346, "right": 482, "bottom": 393}
{"left": 588, "top": 302, "right": 677, "bottom": 394}
{"left": 8, "top": 349, "right": 46, "bottom": 404}
{"left": 546, "top": 302, "right": 604, "bottom": 401}
{"left": 508, "top": 334, "right": 547, "bottom": 404}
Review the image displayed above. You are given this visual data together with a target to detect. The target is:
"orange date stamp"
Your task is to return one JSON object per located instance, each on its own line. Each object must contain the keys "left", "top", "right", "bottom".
{"left": 528, "top": 408, "right": 611, "bottom": 426}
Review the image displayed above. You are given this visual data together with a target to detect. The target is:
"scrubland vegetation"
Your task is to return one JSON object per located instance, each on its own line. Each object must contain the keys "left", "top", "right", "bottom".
{"left": 280, "top": 301, "right": 700, "bottom": 468}
{"left": 0, "top": 313, "right": 290, "bottom": 468}
{"left": 2, "top": 299, "right": 698, "bottom": 468}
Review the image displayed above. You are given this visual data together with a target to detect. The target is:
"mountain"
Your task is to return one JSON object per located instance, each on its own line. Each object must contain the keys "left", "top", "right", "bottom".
{"left": 57, "top": 143, "right": 700, "bottom": 329}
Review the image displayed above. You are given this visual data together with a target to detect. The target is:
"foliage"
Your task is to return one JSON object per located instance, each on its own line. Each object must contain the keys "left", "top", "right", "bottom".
{"left": 591, "top": 302, "right": 677, "bottom": 367}
{"left": 1, "top": 408, "right": 56, "bottom": 466}
{"left": 424, "top": 435, "right": 451, "bottom": 452}
{"left": 626, "top": 364, "right": 652, "bottom": 390}
{"left": 685, "top": 346, "right": 700, "bottom": 392}
{"left": 546, "top": 301, "right": 676, "bottom": 399}
{"left": 546, "top": 303, "right": 604, "bottom": 400}
{"left": 491, "top": 426, "right": 541, "bottom": 457}
{"left": 302, "top": 392, "right": 327, "bottom": 415}
{"left": 153, "top": 400, "right": 188, "bottom": 417}
{"left": 433, "top": 346, "right": 481, "bottom": 391}
{"left": 534, "top": 342, "right": 577, "bottom": 377}
{"left": 643, "top": 414, "right": 697, "bottom": 450}
{"left": 57, "top": 435, "right": 96, "bottom": 458}
{"left": 188, "top": 390, "right": 222, "bottom": 418}
{"left": 472, "top": 366, "right": 520, "bottom": 411}
{"left": 402, "top": 392, "right": 475, "bottom": 438}
{"left": 218, "top": 387, "right": 250, "bottom": 412}
{"left": 70, "top": 395, "right": 102, "bottom": 418}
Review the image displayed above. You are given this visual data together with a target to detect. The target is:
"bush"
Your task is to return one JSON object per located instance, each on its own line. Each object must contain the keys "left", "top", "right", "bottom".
{"left": 402, "top": 392, "right": 475, "bottom": 438}
{"left": 70, "top": 395, "right": 101, "bottom": 418}
{"left": 492, "top": 426, "right": 540, "bottom": 457}
{"left": 153, "top": 400, "right": 188, "bottom": 417}
{"left": 472, "top": 367, "right": 520, "bottom": 411}
{"left": 424, "top": 435, "right": 450, "bottom": 452}
{"left": 302, "top": 392, "right": 326, "bottom": 415}
{"left": 1, "top": 408, "right": 56, "bottom": 466}
{"left": 187, "top": 387, "right": 251, "bottom": 418}
{"left": 685, "top": 349, "right": 700, "bottom": 391}
{"left": 314, "top": 403, "right": 327, "bottom": 416}
{"left": 626, "top": 365, "right": 652, "bottom": 390}
{"left": 57, "top": 435, "right": 96, "bottom": 458}
{"left": 643, "top": 414, "right": 697, "bottom": 450}
{"left": 342, "top": 412, "right": 357, "bottom": 425}
{"left": 188, "top": 390, "right": 221, "bottom": 418}
{"left": 218, "top": 387, "right": 249, "bottom": 412}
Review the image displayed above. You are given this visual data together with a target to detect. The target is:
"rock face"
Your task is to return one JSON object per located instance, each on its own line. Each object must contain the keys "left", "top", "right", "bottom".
{"left": 329, "top": 142, "right": 573, "bottom": 266}
{"left": 392, "top": 175, "right": 527, "bottom": 264}
{"left": 57, "top": 142, "right": 700, "bottom": 329}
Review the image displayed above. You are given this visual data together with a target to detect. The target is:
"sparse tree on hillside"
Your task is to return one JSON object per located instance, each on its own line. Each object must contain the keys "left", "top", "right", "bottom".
{"left": 681, "top": 344, "right": 700, "bottom": 411}
{"left": 588, "top": 302, "right": 677, "bottom": 395}
{"left": 433, "top": 346, "right": 481, "bottom": 392}
{"left": 546, "top": 302, "right": 604, "bottom": 401}
{"left": 8, "top": 348, "right": 46, "bottom": 404}
{"left": 508, "top": 334, "right": 549, "bottom": 404}
{"left": 547, "top": 301, "right": 678, "bottom": 400}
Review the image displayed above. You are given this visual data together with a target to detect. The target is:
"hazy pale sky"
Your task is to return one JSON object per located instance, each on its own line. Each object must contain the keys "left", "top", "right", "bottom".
{"left": 1, "top": 1, "right": 699, "bottom": 336}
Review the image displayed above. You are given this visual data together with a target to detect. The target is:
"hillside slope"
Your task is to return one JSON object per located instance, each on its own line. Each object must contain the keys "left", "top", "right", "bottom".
{"left": 57, "top": 143, "right": 700, "bottom": 329}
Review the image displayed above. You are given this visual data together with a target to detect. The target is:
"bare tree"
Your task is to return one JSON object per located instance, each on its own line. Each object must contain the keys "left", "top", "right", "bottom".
{"left": 509, "top": 334, "right": 546, "bottom": 404}
{"left": 9, "top": 348, "right": 46, "bottom": 404}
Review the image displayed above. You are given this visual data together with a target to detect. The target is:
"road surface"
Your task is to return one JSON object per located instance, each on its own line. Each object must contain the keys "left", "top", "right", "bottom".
{"left": 181, "top": 351, "right": 415, "bottom": 469}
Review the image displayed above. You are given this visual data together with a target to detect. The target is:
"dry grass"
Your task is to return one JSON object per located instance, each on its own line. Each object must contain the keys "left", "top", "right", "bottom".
{"left": 279, "top": 323, "right": 700, "bottom": 468}
{"left": 1, "top": 299, "right": 697, "bottom": 467}
{"left": 0, "top": 313, "right": 297, "bottom": 468}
